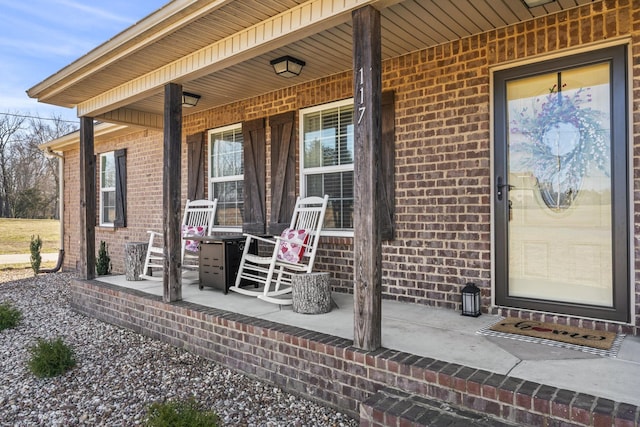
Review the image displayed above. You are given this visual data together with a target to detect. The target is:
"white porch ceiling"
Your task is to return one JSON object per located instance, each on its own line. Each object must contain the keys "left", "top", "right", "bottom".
{"left": 28, "top": 0, "right": 597, "bottom": 125}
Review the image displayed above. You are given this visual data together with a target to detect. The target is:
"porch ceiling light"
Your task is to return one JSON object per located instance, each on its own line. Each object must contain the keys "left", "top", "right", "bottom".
{"left": 270, "top": 56, "right": 305, "bottom": 78}
{"left": 522, "top": 0, "right": 555, "bottom": 7}
{"left": 182, "top": 92, "right": 201, "bottom": 107}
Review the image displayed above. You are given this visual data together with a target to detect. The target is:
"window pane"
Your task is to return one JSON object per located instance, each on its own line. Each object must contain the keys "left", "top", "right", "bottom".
{"left": 305, "top": 171, "right": 354, "bottom": 229}
{"left": 209, "top": 126, "right": 244, "bottom": 227}
{"left": 211, "top": 128, "right": 243, "bottom": 178}
{"left": 306, "top": 174, "right": 323, "bottom": 196}
{"left": 101, "top": 153, "right": 115, "bottom": 188}
{"left": 339, "top": 132, "right": 354, "bottom": 165}
{"left": 213, "top": 181, "right": 243, "bottom": 227}
{"left": 102, "top": 191, "right": 115, "bottom": 224}
{"left": 321, "top": 109, "right": 339, "bottom": 167}
{"left": 302, "top": 101, "right": 355, "bottom": 230}
{"left": 304, "top": 113, "right": 323, "bottom": 168}
{"left": 338, "top": 109, "right": 354, "bottom": 166}
{"left": 100, "top": 152, "right": 116, "bottom": 225}
{"left": 322, "top": 133, "right": 337, "bottom": 167}
{"left": 304, "top": 105, "right": 354, "bottom": 169}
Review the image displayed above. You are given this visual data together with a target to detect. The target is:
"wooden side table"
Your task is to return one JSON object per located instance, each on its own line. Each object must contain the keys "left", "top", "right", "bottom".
{"left": 292, "top": 272, "right": 332, "bottom": 314}
{"left": 124, "top": 241, "right": 148, "bottom": 281}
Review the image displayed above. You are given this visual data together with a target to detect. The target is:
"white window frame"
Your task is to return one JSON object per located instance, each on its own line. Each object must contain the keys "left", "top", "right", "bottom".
{"left": 99, "top": 151, "right": 115, "bottom": 227}
{"left": 208, "top": 123, "right": 243, "bottom": 232}
{"left": 299, "top": 98, "right": 355, "bottom": 237}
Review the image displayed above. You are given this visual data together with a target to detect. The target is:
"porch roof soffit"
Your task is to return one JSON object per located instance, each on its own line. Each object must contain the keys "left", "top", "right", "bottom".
{"left": 29, "top": 0, "right": 400, "bottom": 120}
{"left": 27, "top": 0, "right": 596, "bottom": 128}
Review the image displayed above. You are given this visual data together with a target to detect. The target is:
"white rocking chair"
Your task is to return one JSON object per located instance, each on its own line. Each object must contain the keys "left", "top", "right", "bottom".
{"left": 141, "top": 198, "right": 218, "bottom": 280}
{"left": 228, "top": 195, "right": 329, "bottom": 305}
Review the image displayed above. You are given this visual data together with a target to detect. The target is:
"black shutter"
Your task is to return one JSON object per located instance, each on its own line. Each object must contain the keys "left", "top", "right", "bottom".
{"left": 114, "top": 149, "right": 127, "bottom": 228}
{"left": 242, "top": 118, "right": 266, "bottom": 234}
{"left": 269, "top": 111, "right": 296, "bottom": 235}
{"left": 187, "top": 132, "right": 205, "bottom": 200}
{"left": 380, "top": 91, "right": 395, "bottom": 240}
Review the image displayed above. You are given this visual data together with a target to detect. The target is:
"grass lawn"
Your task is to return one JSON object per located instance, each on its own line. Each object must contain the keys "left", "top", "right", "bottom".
{"left": 0, "top": 218, "right": 60, "bottom": 255}
{"left": 0, "top": 219, "right": 60, "bottom": 271}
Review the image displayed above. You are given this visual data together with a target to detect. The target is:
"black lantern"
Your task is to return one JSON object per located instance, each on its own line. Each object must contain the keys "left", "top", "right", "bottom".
{"left": 461, "top": 282, "right": 481, "bottom": 317}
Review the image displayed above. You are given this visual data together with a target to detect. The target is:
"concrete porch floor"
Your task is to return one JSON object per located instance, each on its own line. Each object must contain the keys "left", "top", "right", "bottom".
{"left": 96, "top": 274, "right": 640, "bottom": 409}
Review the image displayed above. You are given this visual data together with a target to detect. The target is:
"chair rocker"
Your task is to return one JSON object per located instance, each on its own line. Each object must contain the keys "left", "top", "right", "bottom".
{"left": 141, "top": 198, "right": 218, "bottom": 281}
{"left": 228, "top": 195, "right": 329, "bottom": 305}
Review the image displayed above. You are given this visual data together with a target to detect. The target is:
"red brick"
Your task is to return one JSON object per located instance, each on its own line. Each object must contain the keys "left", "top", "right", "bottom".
{"left": 551, "top": 402, "right": 571, "bottom": 420}
{"left": 593, "top": 413, "right": 614, "bottom": 427}
{"left": 482, "top": 384, "right": 498, "bottom": 400}
{"left": 571, "top": 406, "right": 592, "bottom": 425}
{"left": 498, "top": 389, "right": 514, "bottom": 404}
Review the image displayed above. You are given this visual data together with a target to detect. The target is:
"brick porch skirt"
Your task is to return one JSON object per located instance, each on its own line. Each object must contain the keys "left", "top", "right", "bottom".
{"left": 70, "top": 279, "right": 639, "bottom": 426}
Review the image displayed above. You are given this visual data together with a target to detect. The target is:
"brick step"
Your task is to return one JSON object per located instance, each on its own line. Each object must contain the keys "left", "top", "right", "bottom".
{"left": 360, "top": 387, "right": 520, "bottom": 427}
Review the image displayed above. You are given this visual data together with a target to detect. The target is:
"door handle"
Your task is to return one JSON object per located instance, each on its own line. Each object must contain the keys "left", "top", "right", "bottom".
{"left": 496, "top": 176, "right": 514, "bottom": 201}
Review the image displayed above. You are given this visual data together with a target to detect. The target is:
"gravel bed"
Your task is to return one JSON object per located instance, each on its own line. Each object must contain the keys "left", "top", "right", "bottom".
{"left": 0, "top": 270, "right": 358, "bottom": 426}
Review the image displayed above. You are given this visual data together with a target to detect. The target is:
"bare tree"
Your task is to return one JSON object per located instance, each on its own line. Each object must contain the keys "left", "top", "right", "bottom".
{"left": 0, "top": 113, "right": 26, "bottom": 217}
{"left": 25, "top": 116, "right": 77, "bottom": 218}
{"left": 0, "top": 112, "right": 77, "bottom": 218}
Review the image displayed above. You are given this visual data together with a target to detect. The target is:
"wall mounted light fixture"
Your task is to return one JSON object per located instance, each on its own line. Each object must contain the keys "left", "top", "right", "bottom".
{"left": 270, "top": 56, "right": 305, "bottom": 78}
{"left": 182, "top": 92, "right": 201, "bottom": 107}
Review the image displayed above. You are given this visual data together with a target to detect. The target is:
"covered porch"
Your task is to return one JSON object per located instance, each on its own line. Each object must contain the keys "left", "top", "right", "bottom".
{"left": 29, "top": 0, "right": 640, "bottom": 423}
{"left": 73, "top": 275, "right": 640, "bottom": 426}
{"left": 31, "top": 0, "right": 640, "bottom": 353}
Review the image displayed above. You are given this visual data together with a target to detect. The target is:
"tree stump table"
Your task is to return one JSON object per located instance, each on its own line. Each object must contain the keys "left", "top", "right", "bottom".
{"left": 291, "top": 272, "right": 332, "bottom": 314}
{"left": 125, "top": 242, "right": 148, "bottom": 281}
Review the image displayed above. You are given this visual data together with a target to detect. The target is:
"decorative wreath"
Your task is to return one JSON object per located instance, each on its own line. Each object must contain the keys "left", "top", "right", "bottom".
{"left": 510, "top": 84, "right": 609, "bottom": 210}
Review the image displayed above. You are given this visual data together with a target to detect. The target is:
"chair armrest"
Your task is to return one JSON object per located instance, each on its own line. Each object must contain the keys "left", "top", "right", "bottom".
{"left": 243, "top": 233, "right": 277, "bottom": 245}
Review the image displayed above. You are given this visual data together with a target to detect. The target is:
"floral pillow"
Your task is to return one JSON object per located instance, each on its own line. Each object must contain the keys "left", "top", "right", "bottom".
{"left": 276, "top": 228, "right": 309, "bottom": 263}
{"left": 182, "top": 225, "right": 206, "bottom": 252}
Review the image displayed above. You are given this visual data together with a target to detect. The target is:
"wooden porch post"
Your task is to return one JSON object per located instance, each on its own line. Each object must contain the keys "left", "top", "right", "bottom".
{"left": 163, "top": 83, "right": 183, "bottom": 302}
{"left": 79, "top": 116, "right": 96, "bottom": 280}
{"left": 352, "top": 5, "right": 382, "bottom": 351}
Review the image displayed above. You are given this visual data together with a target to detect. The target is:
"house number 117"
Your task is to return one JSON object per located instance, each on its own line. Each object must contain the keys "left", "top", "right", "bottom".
{"left": 357, "top": 67, "right": 366, "bottom": 124}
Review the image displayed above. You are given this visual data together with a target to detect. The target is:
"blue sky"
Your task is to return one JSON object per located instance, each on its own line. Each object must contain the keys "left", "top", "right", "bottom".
{"left": 0, "top": 0, "right": 167, "bottom": 124}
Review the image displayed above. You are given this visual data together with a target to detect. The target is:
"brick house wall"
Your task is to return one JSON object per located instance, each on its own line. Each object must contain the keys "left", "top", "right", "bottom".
{"left": 60, "top": 0, "right": 639, "bottom": 334}
{"left": 63, "top": 129, "right": 163, "bottom": 272}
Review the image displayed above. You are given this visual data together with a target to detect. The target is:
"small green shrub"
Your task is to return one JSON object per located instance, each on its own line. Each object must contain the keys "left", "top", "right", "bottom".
{"left": 96, "top": 240, "right": 111, "bottom": 275}
{"left": 28, "top": 337, "right": 76, "bottom": 378}
{"left": 0, "top": 302, "right": 22, "bottom": 331}
{"left": 145, "top": 398, "right": 220, "bottom": 427}
{"left": 30, "top": 234, "right": 43, "bottom": 274}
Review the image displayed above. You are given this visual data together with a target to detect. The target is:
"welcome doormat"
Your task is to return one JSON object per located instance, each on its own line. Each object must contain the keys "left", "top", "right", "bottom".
{"left": 478, "top": 317, "right": 625, "bottom": 357}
